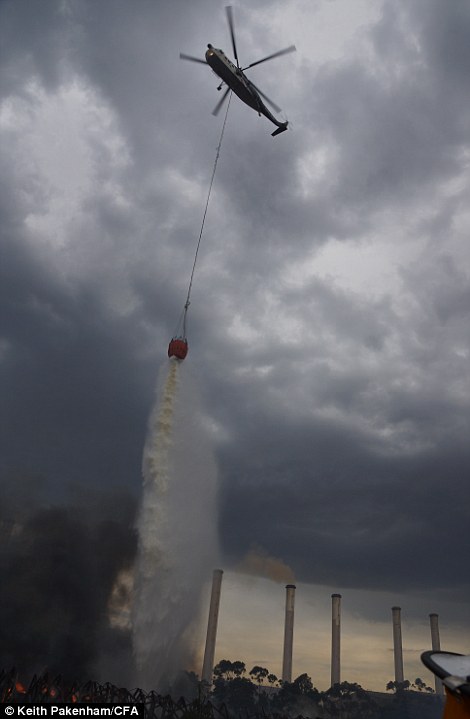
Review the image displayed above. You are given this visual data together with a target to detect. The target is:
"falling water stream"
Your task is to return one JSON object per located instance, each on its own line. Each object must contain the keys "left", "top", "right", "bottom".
{"left": 132, "top": 360, "right": 219, "bottom": 690}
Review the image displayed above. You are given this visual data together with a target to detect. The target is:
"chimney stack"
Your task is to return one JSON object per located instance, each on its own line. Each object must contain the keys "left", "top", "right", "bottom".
{"left": 331, "top": 593, "right": 341, "bottom": 686}
{"left": 201, "top": 569, "right": 224, "bottom": 685}
{"left": 429, "top": 613, "right": 444, "bottom": 696}
{"left": 391, "top": 606, "right": 404, "bottom": 684}
{"left": 281, "top": 584, "right": 296, "bottom": 683}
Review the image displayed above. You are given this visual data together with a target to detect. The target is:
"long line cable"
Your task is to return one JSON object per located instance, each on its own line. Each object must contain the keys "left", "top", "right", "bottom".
{"left": 180, "top": 92, "right": 232, "bottom": 337}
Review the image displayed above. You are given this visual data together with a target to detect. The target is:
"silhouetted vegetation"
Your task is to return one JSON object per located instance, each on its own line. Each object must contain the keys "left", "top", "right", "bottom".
{"left": 386, "top": 677, "right": 434, "bottom": 694}
{"left": 212, "top": 661, "right": 257, "bottom": 715}
{"left": 208, "top": 660, "right": 443, "bottom": 718}
{"left": 1, "top": 664, "right": 444, "bottom": 719}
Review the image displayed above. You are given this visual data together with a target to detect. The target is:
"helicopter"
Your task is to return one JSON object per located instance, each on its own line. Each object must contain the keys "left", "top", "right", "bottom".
{"left": 180, "top": 6, "right": 295, "bottom": 137}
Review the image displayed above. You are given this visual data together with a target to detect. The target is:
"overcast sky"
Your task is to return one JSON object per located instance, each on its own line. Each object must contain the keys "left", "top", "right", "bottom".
{"left": 1, "top": 0, "right": 469, "bottom": 692}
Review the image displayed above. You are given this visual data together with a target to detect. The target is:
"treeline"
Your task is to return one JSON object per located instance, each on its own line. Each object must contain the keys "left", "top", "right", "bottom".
{"left": 205, "top": 659, "right": 441, "bottom": 719}
{"left": 211, "top": 660, "right": 378, "bottom": 717}
{"left": 1, "top": 663, "right": 442, "bottom": 719}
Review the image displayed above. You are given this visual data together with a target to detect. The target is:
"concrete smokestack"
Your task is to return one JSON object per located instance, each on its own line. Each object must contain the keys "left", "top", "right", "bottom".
{"left": 331, "top": 593, "right": 341, "bottom": 687}
{"left": 391, "top": 606, "right": 404, "bottom": 684}
{"left": 282, "top": 584, "right": 296, "bottom": 683}
{"left": 201, "top": 569, "right": 223, "bottom": 685}
{"left": 429, "top": 613, "right": 444, "bottom": 696}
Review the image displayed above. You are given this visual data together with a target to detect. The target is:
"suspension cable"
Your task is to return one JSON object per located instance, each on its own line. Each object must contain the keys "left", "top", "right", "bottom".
{"left": 181, "top": 92, "right": 232, "bottom": 337}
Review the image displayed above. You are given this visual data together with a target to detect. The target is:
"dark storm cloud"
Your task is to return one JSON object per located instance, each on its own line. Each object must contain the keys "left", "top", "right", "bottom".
{"left": 193, "top": 0, "right": 470, "bottom": 614}
{"left": 0, "top": 211, "right": 153, "bottom": 487}
{"left": 219, "top": 414, "right": 469, "bottom": 594}
{"left": 312, "top": 45, "right": 467, "bottom": 213}
{"left": 1, "top": 0, "right": 469, "bottom": 677}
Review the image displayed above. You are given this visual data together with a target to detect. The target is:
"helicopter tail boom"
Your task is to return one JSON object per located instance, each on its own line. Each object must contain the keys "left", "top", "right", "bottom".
{"left": 271, "top": 122, "right": 288, "bottom": 137}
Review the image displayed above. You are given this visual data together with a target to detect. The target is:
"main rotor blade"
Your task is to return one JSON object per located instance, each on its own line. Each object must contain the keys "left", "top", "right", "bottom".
{"left": 212, "top": 87, "right": 231, "bottom": 116}
{"left": 226, "top": 6, "right": 239, "bottom": 67}
{"left": 180, "top": 52, "right": 207, "bottom": 65}
{"left": 249, "top": 81, "right": 282, "bottom": 113}
{"left": 242, "top": 45, "right": 296, "bottom": 71}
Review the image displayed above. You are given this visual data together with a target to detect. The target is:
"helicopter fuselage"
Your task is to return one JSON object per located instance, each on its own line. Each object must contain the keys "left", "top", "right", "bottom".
{"left": 205, "top": 45, "right": 285, "bottom": 131}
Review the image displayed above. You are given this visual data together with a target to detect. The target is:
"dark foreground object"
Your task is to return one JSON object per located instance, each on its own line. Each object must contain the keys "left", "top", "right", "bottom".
{"left": 1, "top": 669, "right": 445, "bottom": 719}
{"left": 1, "top": 670, "right": 227, "bottom": 719}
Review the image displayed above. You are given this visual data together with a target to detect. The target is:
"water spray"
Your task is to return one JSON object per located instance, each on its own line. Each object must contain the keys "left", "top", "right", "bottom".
{"left": 132, "top": 361, "right": 219, "bottom": 690}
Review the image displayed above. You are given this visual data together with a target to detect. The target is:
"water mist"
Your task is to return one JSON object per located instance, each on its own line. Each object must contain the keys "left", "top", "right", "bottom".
{"left": 132, "top": 360, "right": 219, "bottom": 690}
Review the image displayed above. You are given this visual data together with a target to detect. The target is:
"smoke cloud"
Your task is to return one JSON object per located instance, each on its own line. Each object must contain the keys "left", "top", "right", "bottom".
{"left": 0, "top": 480, "right": 137, "bottom": 685}
{"left": 236, "top": 546, "right": 295, "bottom": 584}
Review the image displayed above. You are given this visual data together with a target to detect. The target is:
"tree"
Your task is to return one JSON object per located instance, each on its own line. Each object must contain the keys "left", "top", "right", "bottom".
{"left": 211, "top": 673, "right": 256, "bottom": 715}
{"left": 213, "top": 659, "right": 246, "bottom": 682}
{"left": 212, "top": 660, "right": 255, "bottom": 715}
{"left": 386, "top": 679, "right": 411, "bottom": 693}
{"left": 249, "top": 665, "right": 269, "bottom": 685}
{"left": 292, "top": 672, "right": 314, "bottom": 695}
{"left": 273, "top": 673, "right": 321, "bottom": 717}
{"left": 231, "top": 661, "right": 246, "bottom": 678}
{"left": 321, "top": 682, "right": 380, "bottom": 719}
{"left": 411, "top": 677, "right": 434, "bottom": 693}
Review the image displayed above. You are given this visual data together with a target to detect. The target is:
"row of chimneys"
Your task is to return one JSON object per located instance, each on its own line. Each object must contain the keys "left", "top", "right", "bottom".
{"left": 200, "top": 570, "right": 444, "bottom": 694}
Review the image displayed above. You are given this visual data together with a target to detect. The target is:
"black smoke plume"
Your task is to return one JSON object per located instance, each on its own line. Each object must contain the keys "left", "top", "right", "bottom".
{"left": 0, "top": 477, "right": 137, "bottom": 685}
